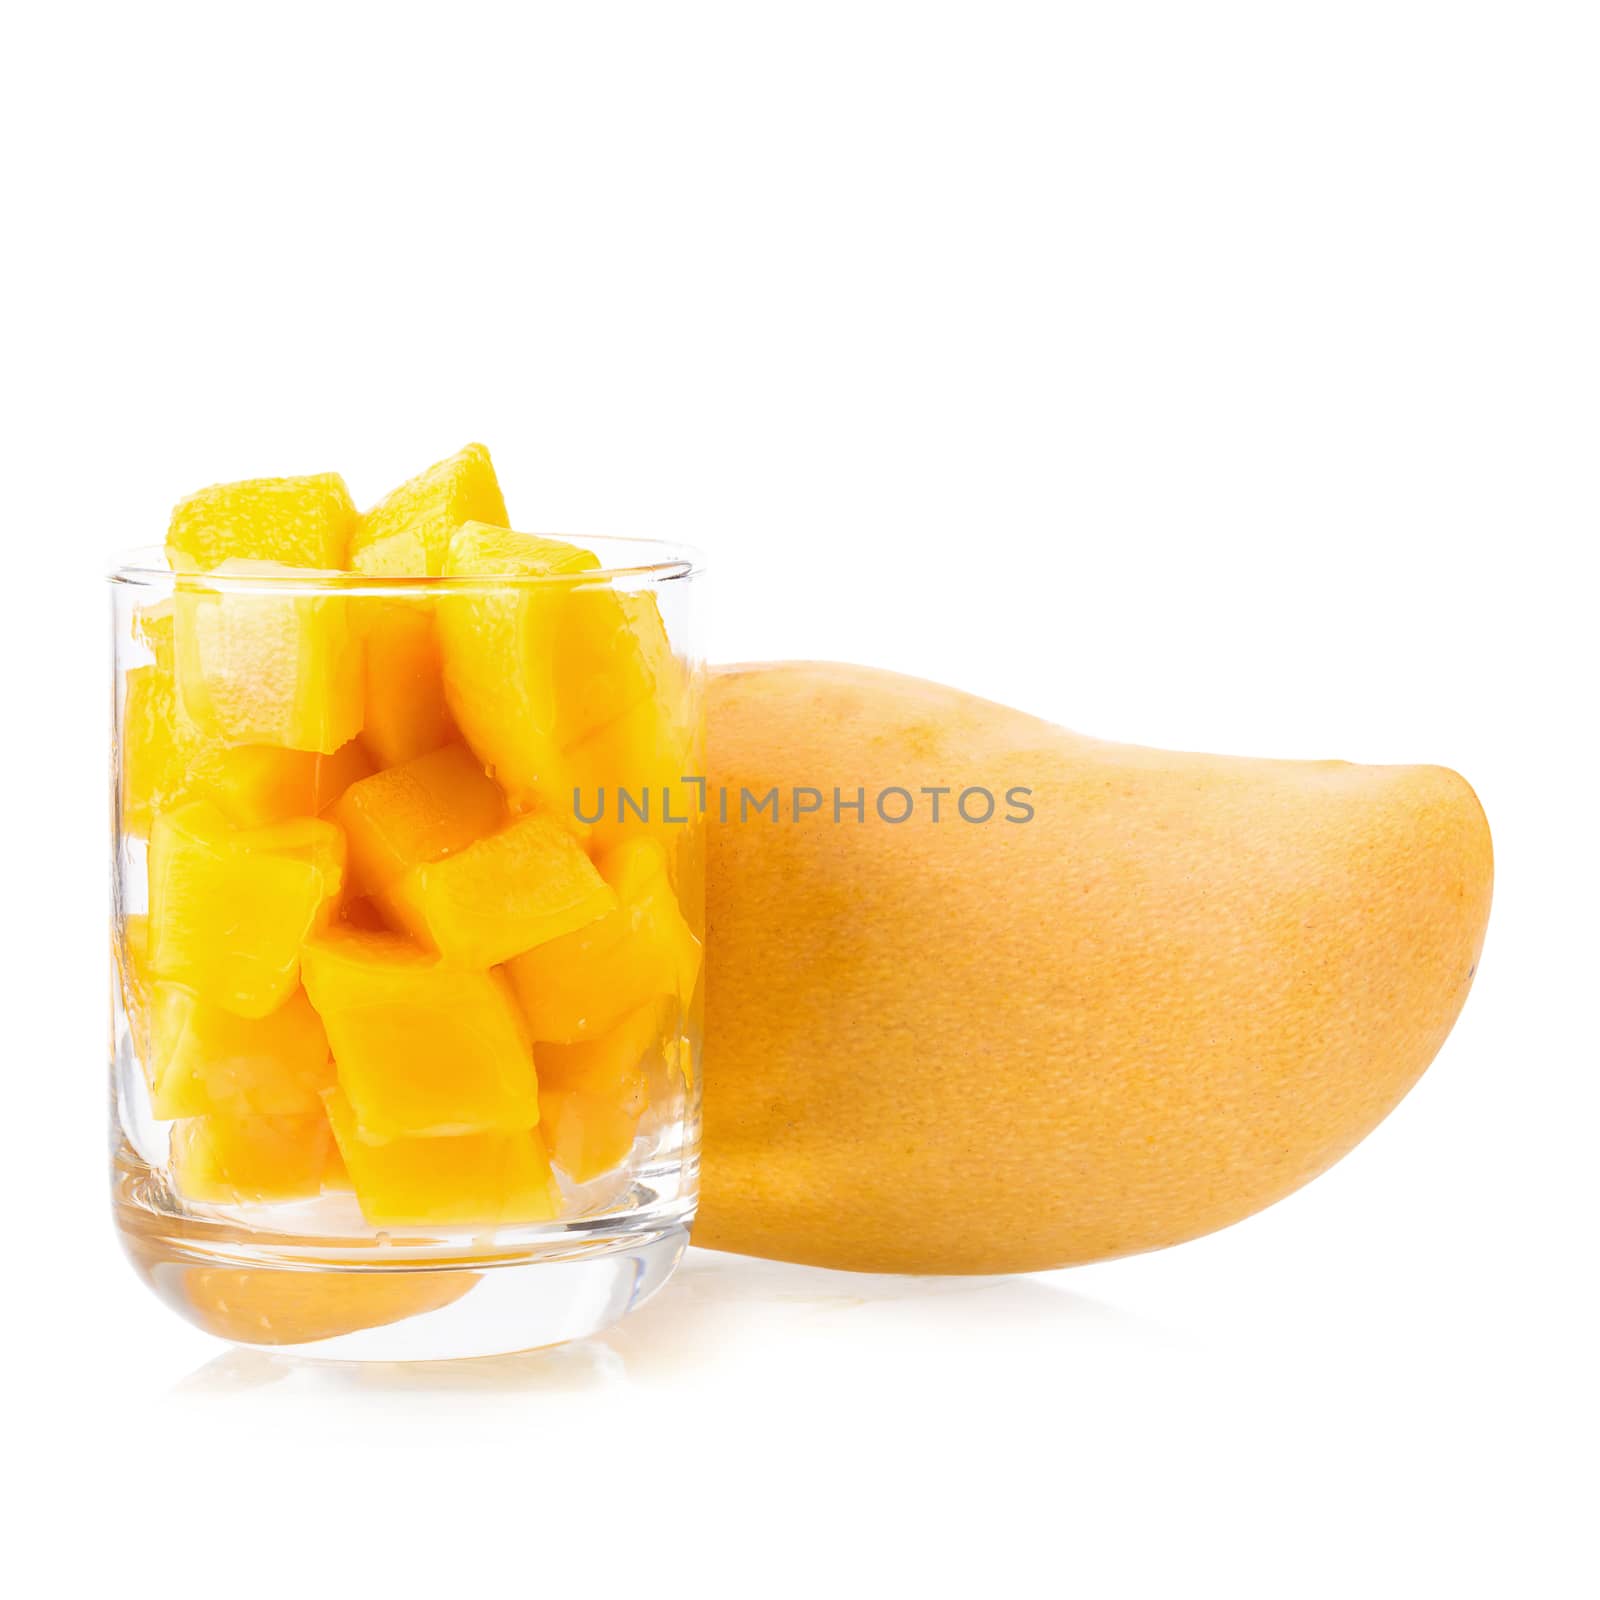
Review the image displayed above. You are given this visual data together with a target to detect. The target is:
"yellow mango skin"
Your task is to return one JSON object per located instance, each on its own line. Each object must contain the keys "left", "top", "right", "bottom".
{"left": 166, "top": 472, "right": 356, "bottom": 572}
{"left": 149, "top": 984, "right": 333, "bottom": 1120}
{"left": 377, "top": 812, "right": 616, "bottom": 970}
{"left": 147, "top": 803, "right": 345, "bottom": 1020}
{"left": 700, "top": 663, "right": 1494, "bottom": 1275}
{"left": 323, "top": 1088, "right": 561, "bottom": 1228}
{"left": 507, "top": 838, "right": 699, "bottom": 1043}
{"left": 301, "top": 928, "right": 538, "bottom": 1139}
{"left": 349, "top": 444, "right": 508, "bottom": 578}
{"left": 330, "top": 743, "right": 505, "bottom": 899}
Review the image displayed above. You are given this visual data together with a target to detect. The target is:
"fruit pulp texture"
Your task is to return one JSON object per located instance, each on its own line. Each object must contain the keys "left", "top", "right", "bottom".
{"left": 119, "top": 449, "right": 698, "bottom": 1229}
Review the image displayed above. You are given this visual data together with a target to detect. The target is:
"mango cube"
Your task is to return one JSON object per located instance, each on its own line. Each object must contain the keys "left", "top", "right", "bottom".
{"left": 324, "top": 1088, "right": 561, "bottom": 1228}
{"left": 174, "top": 563, "right": 364, "bottom": 753}
{"left": 359, "top": 601, "right": 456, "bottom": 768}
{"left": 348, "top": 444, "right": 507, "bottom": 578}
{"left": 535, "top": 1004, "right": 660, "bottom": 1181}
{"left": 115, "top": 914, "right": 154, "bottom": 1066}
{"left": 148, "top": 802, "right": 345, "bottom": 1018}
{"left": 188, "top": 738, "right": 373, "bottom": 828}
{"left": 170, "top": 1112, "right": 333, "bottom": 1204}
{"left": 567, "top": 681, "right": 703, "bottom": 854}
{"left": 121, "top": 603, "right": 210, "bottom": 837}
{"left": 507, "top": 836, "right": 701, "bottom": 1043}
{"left": 150, "top": 985, "right": 333, "bottom": 1120}
{"left": 438, "top": 523, "right": 599, "bottom": 807}
{"left": 301, "top": 928, "right": 538, "bottom": 1139}
{"left": 378, "top": 812, "right": 616, "bottom": 970}
{"left": 167, "top": 472, "right": 356, "bottom": 572}
{"left": 554, "top": 587, "right": 683, "bottom": 745}
{"left": 329, "top": 743, "right": 505, "bottom": 898}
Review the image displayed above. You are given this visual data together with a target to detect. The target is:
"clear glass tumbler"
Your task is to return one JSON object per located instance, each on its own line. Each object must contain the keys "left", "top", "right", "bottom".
{"left": 109, "top": 537, "right": 704, "bottom": 1359}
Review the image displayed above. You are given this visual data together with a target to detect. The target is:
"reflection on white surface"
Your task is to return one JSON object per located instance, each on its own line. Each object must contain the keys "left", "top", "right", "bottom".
{"left": 171, "top": 1246, "right": 1154, "bottom": 1399}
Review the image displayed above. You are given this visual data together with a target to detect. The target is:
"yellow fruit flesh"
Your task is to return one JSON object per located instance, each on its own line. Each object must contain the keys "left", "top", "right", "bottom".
{"left": 301, "top": 928, "right": 538, "bottom": 1139}
{"left": 329, "top": 743, "right": 505, "bottom": 899}
{"left": 324, "top": 1088, "right": 560, "bottom": 1228}
{"left": 120, "top": 457, "right": 699, "bottom": 1223}
{"left": 348, "top": 444, "right": 507, "bottom": 578}
{"left": 377, "top": 811, "right": 615, "bottom": 969}
{"left": 174, "top": 564, "right": 364, "bottom": 753}
{"left": 147, "top": 802, "right": 345, "bottom": 1019}
{"left": 167, "top": 473, "right": 356, "bottom": 573}
{"left": 149, "top": 984, "right": 333, "bottom": 1119}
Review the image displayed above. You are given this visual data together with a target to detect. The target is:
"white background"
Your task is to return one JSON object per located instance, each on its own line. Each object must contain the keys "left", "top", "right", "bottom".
{"left": 3, "top": 3, "right": 1596, "bottom": 1595}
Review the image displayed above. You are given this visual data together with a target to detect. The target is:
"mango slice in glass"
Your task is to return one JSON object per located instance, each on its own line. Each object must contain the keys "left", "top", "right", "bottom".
{"left": 115, "top": 914, "right": 154, "bottom": 1065}
{"left": 538, "top": 1088, "right": 641, "bottom": 1184}
{"left": 188, "top": 738, "right": 373, "bottom": 828}
{"left": 348, "top": 444, "right": 507, "bottom": 578}
{"left": 359, "top": 601, "right": 457, "bottom": 768}
{"left": 506, "top": 836, "right": 701, "bottom": 1043}
{"left": 554, "top": 587, "right": 683, "bottom": 745}
{"left": 378, "top": 812, "right": 616, "bottom": 970}
{"left": 174, "top": 563, "right": 364, "bottom": 754}
{"left": 329, "top": 743, "right": 505, "bottom": 899}
{"left": 170, "top": 1111, "right": 333, "bottom": 1204}
{"left": 301, "top": 928, "right": 538, "bottom": 1139}
{"left": 148, "top": 801, "right": 346, "bottom": 1019}
{"left": 324, "top": 1088, "right": 561, "bottom": 1228}
{"left": 121, "top": 603, "right": 210, "bottom": 838}
{"left": 535, "top": 1005, "right": 659, "bottom": 1181}
{"left": 149, "top": 984, "right": 333, "bottom": 1120}
{"left": 437, "top": 523, "right": 599, "bottom": 808}
{"left": 166, "top": 472, "right": 356, "bottom": 572}
{"left": 567, "top": 683, "right": 703, "bottom": 855}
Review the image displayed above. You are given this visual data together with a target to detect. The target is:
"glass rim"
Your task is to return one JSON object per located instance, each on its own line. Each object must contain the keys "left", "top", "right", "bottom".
{"left": 106, "top": 532, "right": 705, "bottom": 593}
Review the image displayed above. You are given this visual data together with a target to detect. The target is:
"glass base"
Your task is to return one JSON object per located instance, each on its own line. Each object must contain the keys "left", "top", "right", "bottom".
{"left": 114, "top": 1149, "right": 694, "bottom": 1360}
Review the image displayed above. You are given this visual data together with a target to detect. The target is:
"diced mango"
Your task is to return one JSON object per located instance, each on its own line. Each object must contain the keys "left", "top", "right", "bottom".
{"left": 174, "top": 563, "right": 364, "bottom": 753}
{"left": 148, "top": 802, "right": 345, "bottom": 1018}
{"left": 378, "top": 812, "right": 616, "bottom": 970}
{"left": 538, "top": 1088, "right": 640, "bottom": 1184}
{"left": 121, "top": 603, "right": 210, "bottom": 838}
{"left": 301, "top": 927, "right": 537, "bottom": 1138}
{"left": 567, "top": 681, "right": 703, "bottom": 854}
{"left": 115, "top": 914, "right": 153, "bottom": 1065}
{"left": 437, "top": 523, "right": 599, "bottom": 807}
{"left": 324, "top": 1088, "right": 561, "bottom": 1228}
{"left": 188, "top": 739, "right": 373, "bottom": 828}
{"left": 328, "top": 743, "right": 505, "bottom": 899}
{"left": 170, "top": 1111, "right": 333, "bottom": 1204}
{"left": 149, "top": 985, "right": 333, "bottom": 1120}
{"left": 348, "top": 444, "right": 508, "bottom": 578}
{"left": 359, "top": 601, "right": 457, "bottom": 768}
{"left": 167, "top": 472, "right": 356, "bottom": 572}
{"left": 506, "top": 836, "right": 701, "bottom": 1043}
{"left": 537, "top": 1001, "right": 659, "bottom": 1109}
{"left": 554, "top": 587, "right": 683, "bottom": 745}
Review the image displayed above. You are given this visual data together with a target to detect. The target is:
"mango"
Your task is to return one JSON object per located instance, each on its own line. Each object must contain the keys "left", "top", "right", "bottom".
{"left": 506, "top": 837, "right": 699, "bottom": 1043}
{"left": 323, "top": 1088, "right": 561, "bottom": 1228}
{"left": 329, "top": 743, "right": 505, "bottom": 899}
{"left": 348, "top": 444, "right": 508, "bottom": 578}
{"left": 115, "top": 914, "right": 153, "bottom": 1065}
{"left": 436, "top": 523, "right": 600, "bottom": 807}
{"left": 149, "top": 985, "right": 333, "bottom": 1119}
{"left": 173, "top": 562, "right": 364, "bottom": 753}
{"left": 147, "top": 802, "right": 345, "bottom": 1019}
{"left": 300, "top": 927, "right": 538, "bottom": 1139}
{"left": 359, "top": 601, "right": 457, "bottom": 768}
{"left": 188, "top": 739, "right": 373, "bottom": 828}
{"left": 377, "top": 811, "right": 615, "bottom": 969}
{"left": 699, "top": 663, "right": 1494, "bottom": 1275}
{"left": 170, "top": 1111, "right": 333, "bottom": 1205}
{"left": 535, "top": 1004, "right": 658, "bottom": 1182}
{"left": 120, "top": 603, "right": 209, "bottom": 838}
{"left": 166, "top": 472, "right": 356, "bottom": 573}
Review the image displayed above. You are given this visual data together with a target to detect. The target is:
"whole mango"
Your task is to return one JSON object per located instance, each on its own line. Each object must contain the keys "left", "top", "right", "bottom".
{"left": 699, "top": 663, "right": 1491, "bottom": 1274}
